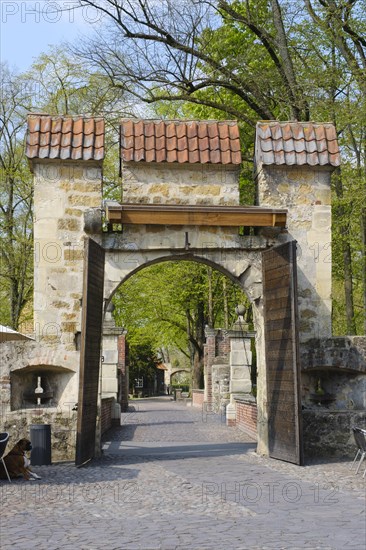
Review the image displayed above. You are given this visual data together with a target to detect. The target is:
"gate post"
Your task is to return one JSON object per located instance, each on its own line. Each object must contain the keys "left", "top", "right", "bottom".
{"left": 252, "top": 300, "right": 269, "bottom": 456}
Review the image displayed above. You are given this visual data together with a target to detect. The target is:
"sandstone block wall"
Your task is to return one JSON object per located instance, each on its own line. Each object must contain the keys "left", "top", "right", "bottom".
{"left": 33, "top": 161, "right": 102, "bottom": 348}
{"left": 122, "top": 163, "right": 240, "bottom": 205}
{"left": 257, "top": 165, "right": 332, "bottom": 341}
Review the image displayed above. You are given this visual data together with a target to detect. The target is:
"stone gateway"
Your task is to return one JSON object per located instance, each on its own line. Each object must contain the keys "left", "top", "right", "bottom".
{"left": 1, "top": 115, "right": 364, "bottom": 464}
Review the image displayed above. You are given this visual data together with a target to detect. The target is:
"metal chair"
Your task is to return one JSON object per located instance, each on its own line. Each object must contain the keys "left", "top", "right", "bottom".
{"left": 351, "top": 427, "right": 366, "bottom": 476}
{"left": 0, "top": 432, "right": 11, "bottom": 482}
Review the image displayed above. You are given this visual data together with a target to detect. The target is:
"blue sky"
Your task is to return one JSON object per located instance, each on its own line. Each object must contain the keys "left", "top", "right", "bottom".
{"left": 1, "top": 1, "right": 102, "bottom": 71}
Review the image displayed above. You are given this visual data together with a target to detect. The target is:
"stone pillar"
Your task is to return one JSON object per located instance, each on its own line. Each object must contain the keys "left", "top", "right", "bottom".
{"left": 229, "top": 335, "right": 252, "bottom": 394}
{"left": 226, "top": 316, "right": 255, "bottom": 427}
{"left": 256, "top": 165, "right": 333, "bottom": 342}
{"left": 212, "top": 360, "right": 230, "bottom": 412}
{"left": 101, "top": 305, "right": 125, "bottom": 422}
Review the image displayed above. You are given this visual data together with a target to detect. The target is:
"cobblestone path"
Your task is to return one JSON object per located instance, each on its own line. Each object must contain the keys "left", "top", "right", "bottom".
{"left": 1, "top": 397, "right": 365, "bottom": 550}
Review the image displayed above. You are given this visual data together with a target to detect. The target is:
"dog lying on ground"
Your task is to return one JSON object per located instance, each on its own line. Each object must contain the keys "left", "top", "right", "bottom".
{"left": 0, "top": 438, "right": 41, "bottom": 480}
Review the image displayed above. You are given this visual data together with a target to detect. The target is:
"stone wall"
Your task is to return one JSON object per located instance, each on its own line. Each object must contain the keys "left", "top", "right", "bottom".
{"left": 0, "top": 340, "right": 79, "bottom": 415}
{"left": 3, "top": 408, "right": 77, "bottom": 462}
{"left": 300, "top": 337, "right": 366, "bottom": 410}
{"left": 303, "top": 410, "right": 366, "bottom": 458}
{"left": 122, "top": 163, "right": 240, "bottom": 206}
{"left": 33, "top": 160, "right": 102, "bottom": 348}
{"left": 256, "top": 165, "right": 332, "bottom": 342}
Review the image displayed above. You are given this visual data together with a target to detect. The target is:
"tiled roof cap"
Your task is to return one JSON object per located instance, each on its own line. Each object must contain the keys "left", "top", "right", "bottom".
{"left": 26, "top": 114, "right": 105, "bottom": 163}
{"left": 255, "top": 121, "right": 340, "bottom": 167}
{"left": 120, "top": 119, "right": 242, "bottom": 165}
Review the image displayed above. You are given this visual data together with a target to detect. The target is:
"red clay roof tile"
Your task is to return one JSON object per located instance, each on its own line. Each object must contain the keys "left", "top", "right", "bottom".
{"left": 123, "top": 148, "right": 134, "bottom": 162}
{"left": 166, "top": 134, "right": 177, "bottom": 151}
{"left": 189, "top": 149, "right": 200, "bottom": 163}
{"left": 220, "top": 149, "right": 231, "bottom": 165}
{"left": 314, "top": 125, "right": 325, "bottom": 142}
{"left": 210, "top": 149, "right": 221, "bottom": 164}
{"left": 156, "top": 135, "right": 166, "bottom": 151}
{"left": 134, "top": 148, "right": 145, "bottom": 162}
{"left": 284, "top": 151, "right": 296, "bottom": 165}
{"left": 275, "top": 150, "right": 285, "bottom": 164}
{"left": 120, "top": 119, "right": 242, "bottom": 165}
{"left": 219, "top": 136, "right": 230, "bottom": 152}
{"left": 145, "top": 148, "right": 155, "bottom": 163}
{"left": 231, "top": 151, "right": 242, "bottom": 164}
{"left": 155, "top": 121, "right": 166, "bottom": 138}
{"left": 208, "top": 123, "right": 218, "bottom": 138}
{"left": 84, "top": 118, "right": 94, "bottom": 135}
{"left": 83, "top": 147, "right": 94, "bottom": 161}
{"left": 318, "top": 150, "right": 330, "bottom": 165}
{"left": 199, "top": 148, "right": 210, "bottom": 164}
{"left": 40, "top": 117, "right": 51, "bottom": 133}
{"left": 210, "top": 135, "right": 220, "bottom": 151}
{"left": 71, "top": 147, "right": 82, "bottom": 161}
{"left": 156, "top": 148, "right": 166, "bottom": 163}
{"left": 167, "top": 149, "right": 177, "bottom": 163}
{"left": 144, "top": 121, "right": 155, "bottom": 137}
{"left": 49, "top": 146, "right": 60, "bottom": 160}
{"left": 28, "top": 117, "right": 40, "bottom": 133}
{"left": 134, "top": 134, "right": 145, "bottom": 151}
{"left": 73, "top": 118, "right": 83, "bottom": 135}
{"left": 307, "top": 151, "right": 319, "bottom": 165}
{"left": 72, "top": 133, "right": 83, "bottom": 148}
{"left": 296, "top": 151, "right": 307, "bottom": 165}
{"left": 256, "top": 121, "right": 340, "bottom": 167}
{"left": 145, "top": 135, "right": 155, "bottom": 151}
{"left": 197, "top": 124, "right": 208, "bottom": 139}
{"left": 328, "top": 139, "right": 340, "bottom": 154}
{"left": 176, "top": 124, "right": 186, "bottom": 139}
{"left": 218, "top": 124, "right": 229, "bottom": 139}
{"left": 177, "top": 149, "right": 188, "bottom": 163}
{"left": 26, "top": 114, "right": 105, "bottom": 163}
{"left": 305, "top": 139, "right": 317, "bottom": 153}
{"left": 270, "top": 124, "right": 282, "bottom": 141}
{"left": 177, "top": 136, "right": 188, "bottom": 151}
{"left": 39, "top": 146, "right": 50, "bottom": 159}
{"left": 188, "top": 136, "right": 199, "bottom": 152}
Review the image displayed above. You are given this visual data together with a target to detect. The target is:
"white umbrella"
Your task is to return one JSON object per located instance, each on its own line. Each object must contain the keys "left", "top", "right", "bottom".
{"left": 0, "top": 324, "right": 34, "bottom": 343}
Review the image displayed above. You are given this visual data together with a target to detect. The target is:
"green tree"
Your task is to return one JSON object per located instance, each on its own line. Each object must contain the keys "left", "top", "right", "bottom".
{"left": 0, "top": 65, "right": 34, "bottom": 329}
{"left": 128, "top": 341, "right": 160, "bottom": 394}
{"left": 113, "top": 261, "right": 248, "bottom": 388}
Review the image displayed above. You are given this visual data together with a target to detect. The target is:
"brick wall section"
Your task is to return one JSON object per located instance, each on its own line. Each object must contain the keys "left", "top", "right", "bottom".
{"left": 204, "top": 330, "right": 216, "bottom": 403}
{"left": 235, "top": 398, "right": 258, "bottom": 438}
{"left": 192, "top": 390, "right": 205, "bottom": 408}
{"left": 101, "top": 398, "right": 114, "bottom": 434}
{"left": 117, "top": 333, "right": 128, "bottom": 412}
{"left": 217, "top": 331, "right": 231, "bottom": 356}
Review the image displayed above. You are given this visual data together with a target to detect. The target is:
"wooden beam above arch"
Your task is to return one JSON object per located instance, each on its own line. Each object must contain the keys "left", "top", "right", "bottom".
{"left": 104, "top": 203, "right": 287, "bottom": 228}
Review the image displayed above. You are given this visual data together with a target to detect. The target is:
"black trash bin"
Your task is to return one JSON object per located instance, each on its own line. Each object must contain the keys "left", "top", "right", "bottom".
{"left": 30, "top": 424, "right": 51, "bottom": 466}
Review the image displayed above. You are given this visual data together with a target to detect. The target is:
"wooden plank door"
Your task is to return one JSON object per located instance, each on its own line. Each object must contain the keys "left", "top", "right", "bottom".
{"left": 75, "top": 238, "right": 105, "bottom": 466}
{"left": 262, "top": 241, "right": 303, "bottom": 465}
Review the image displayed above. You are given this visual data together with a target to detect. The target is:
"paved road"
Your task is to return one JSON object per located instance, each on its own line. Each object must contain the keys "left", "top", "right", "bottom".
{"left": 1, "top": 397, "right": 365, "bottom": 549}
